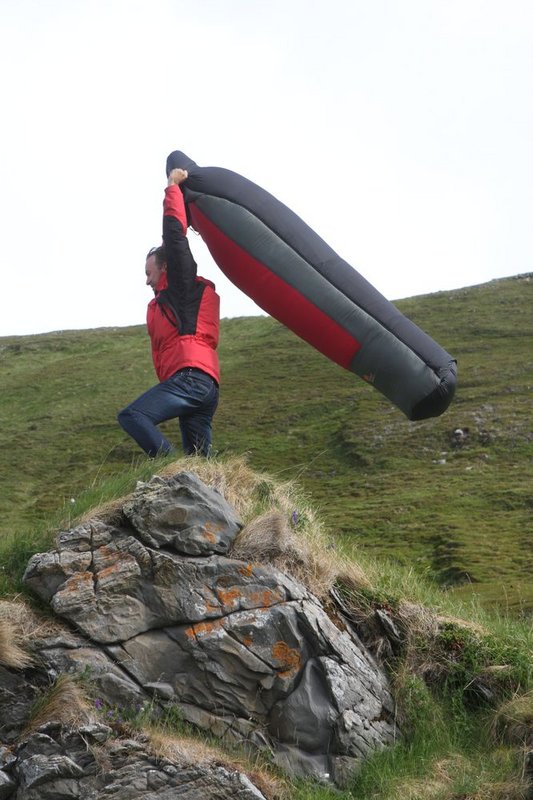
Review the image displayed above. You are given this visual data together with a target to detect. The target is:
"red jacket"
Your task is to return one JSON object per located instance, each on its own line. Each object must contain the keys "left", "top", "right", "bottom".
{"left": 147, "top": 184, "right": 220, "bottom": 383}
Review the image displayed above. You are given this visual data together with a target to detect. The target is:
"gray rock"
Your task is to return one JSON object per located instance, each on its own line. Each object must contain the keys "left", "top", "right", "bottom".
{"left": 41, "top": 645, "right": 148, "bottom": 710}
{"left": 123, "top": 472, "right": 242, "bottom": 555}
{"left": 269, "top": 658, "right": 337, "bottom": 751}
{"left": 105, "top": 598, "right": 395, "bottom": 782}
{"left": 9, "top": 725, "right": 267, "bottom": 800}
{"left": 18, "top": 471, "right": 398, "bottom": 786}
{"left": 0, "top": 771, "right": 16, "bottom": 800}
{"left": 144, "top": 682, "right": 175, "bottom": 700}
{"left": 75, "top": 723, "right": 112, "bottom": 743}
{"left": 375, "top": 608, "right": 404, "bottom": 646}
{"left": 0, "top": 747, "right": 16, "bottom": 769}
{"left": 17, "top": 754, "right": 84, "bottom": 790}
{"left": 272, "top": 743, "right": 331, "bottom": 782}
{"left": 16, "top": 733, "right": 61, "bottom": 760}
{"left": 24, "top": 525, "right": 303, "bottom": 645}
{"left": 0, "top": 665, "right": 48, "bottom": 744}
{"left": 178, "top": 703, "right": 271, "bottom": 749}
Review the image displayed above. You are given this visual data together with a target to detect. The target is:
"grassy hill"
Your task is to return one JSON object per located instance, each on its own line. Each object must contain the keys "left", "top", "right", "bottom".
{"left": 1, "top": 274, "right": 532, "bottom": 800}
{"left": 1, "top": 274, "right": 532, "bottom": 614}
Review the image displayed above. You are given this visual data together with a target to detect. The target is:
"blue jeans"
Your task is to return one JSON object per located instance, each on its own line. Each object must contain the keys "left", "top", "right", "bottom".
{"left": 118, "top": 368, "right": 219, "bottom": 457}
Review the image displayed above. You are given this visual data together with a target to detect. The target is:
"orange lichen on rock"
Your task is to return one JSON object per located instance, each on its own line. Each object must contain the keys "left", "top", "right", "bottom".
{"left": 203, "top": 599, "right": 221, "bottom": 615}
{"left": 238, "top": 564, "right": 255, "bottom": 578}
{"left": 94, "top": 544, "right": 115, "bottom": 561}
{"left": 202, "top": 521, "right": 224, "bottom": 542}
{"left": 96, "top": 563, "right": 122, "bottom": 582}
{"left": 271, "top": 641, "right": 302, "bottom": 678}
{"left": 216, "top": 585, "right": 285, "bottom": 612}
{"left": 216, "top": 587, "right": 242, "bottom": 610}
{"left": 61, "top": 572, "right": 94, "bottom": 592}
{"left": 248, "top": 588, "right": 285, "bottom": 608}
{"left": 184, "top": 618, "right": 225, "bottom": 640}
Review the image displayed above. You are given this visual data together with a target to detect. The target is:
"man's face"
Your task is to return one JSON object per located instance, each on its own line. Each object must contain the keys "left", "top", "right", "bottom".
{"left": 145, "top": 254, "right": 165, "bottom": 291}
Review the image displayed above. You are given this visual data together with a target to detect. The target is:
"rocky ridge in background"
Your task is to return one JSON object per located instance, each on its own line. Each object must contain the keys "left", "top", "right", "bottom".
{"left": 1, "top": 471, "right": 397, "bottom": 796}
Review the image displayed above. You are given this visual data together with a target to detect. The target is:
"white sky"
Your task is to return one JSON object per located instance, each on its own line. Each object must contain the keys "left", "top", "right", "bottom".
{"left": 1, "top": 0, "right": 531, "bottom": 336}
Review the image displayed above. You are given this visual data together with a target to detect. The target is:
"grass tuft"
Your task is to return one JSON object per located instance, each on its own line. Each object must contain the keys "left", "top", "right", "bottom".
{"left": 24, "top": 674, "right": 94, "bottom": 733}
{"left": 492, "top": 691, "right": 533, "bottom": 747}
{"left": 0, "top": 603, "right": 34, "bottom": 669}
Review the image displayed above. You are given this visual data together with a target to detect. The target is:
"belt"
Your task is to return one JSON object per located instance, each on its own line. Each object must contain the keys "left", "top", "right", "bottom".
{"left": 174, "top": 367, "right": 216, "bottom": 383}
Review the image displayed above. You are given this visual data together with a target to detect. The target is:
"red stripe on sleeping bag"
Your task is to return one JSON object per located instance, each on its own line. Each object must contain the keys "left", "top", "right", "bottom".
{"left": 190, "top": 206, "right": 361, "bottom": 369}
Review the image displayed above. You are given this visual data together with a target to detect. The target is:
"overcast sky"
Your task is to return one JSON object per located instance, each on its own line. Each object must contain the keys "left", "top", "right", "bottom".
{"left": 1, "top": 0, "right": 531, "bottom": 336}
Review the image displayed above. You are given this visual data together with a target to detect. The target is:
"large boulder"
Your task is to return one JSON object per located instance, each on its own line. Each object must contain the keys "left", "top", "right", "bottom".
{"left": 21, "top": 470, "right": 397, "bottom": 786}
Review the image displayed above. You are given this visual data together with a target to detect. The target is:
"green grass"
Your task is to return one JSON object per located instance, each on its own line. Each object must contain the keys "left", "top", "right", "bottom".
{"left": 2, "top": 274, "right": 531, "bottom": 614}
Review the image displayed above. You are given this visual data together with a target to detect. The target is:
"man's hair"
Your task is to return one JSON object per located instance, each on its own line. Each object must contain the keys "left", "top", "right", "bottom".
{"left": 146, "top": 245, "right": 166, "bottom": 266}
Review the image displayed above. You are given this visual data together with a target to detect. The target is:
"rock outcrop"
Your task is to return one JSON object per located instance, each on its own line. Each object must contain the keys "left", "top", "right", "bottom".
{"left": 14, "top": 470, "right": 396, "bottom": 788}
{"left": 1, "top": 721, "right": 268, "bottom": 799}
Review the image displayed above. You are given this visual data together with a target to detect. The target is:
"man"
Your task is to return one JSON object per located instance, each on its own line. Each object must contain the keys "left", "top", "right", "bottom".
{"left": 118, "top": 168, "right": 220, "bottom": 457}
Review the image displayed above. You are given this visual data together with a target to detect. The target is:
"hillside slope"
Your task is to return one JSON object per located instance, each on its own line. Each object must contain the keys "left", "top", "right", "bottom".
{"left": 1, "top": 274, "right": 531, "bottom": 613}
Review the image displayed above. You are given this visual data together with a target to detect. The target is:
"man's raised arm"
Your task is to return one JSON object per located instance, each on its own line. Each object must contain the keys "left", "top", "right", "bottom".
{"left": 163, "top": 168, "right": 198, "bottom": 296}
